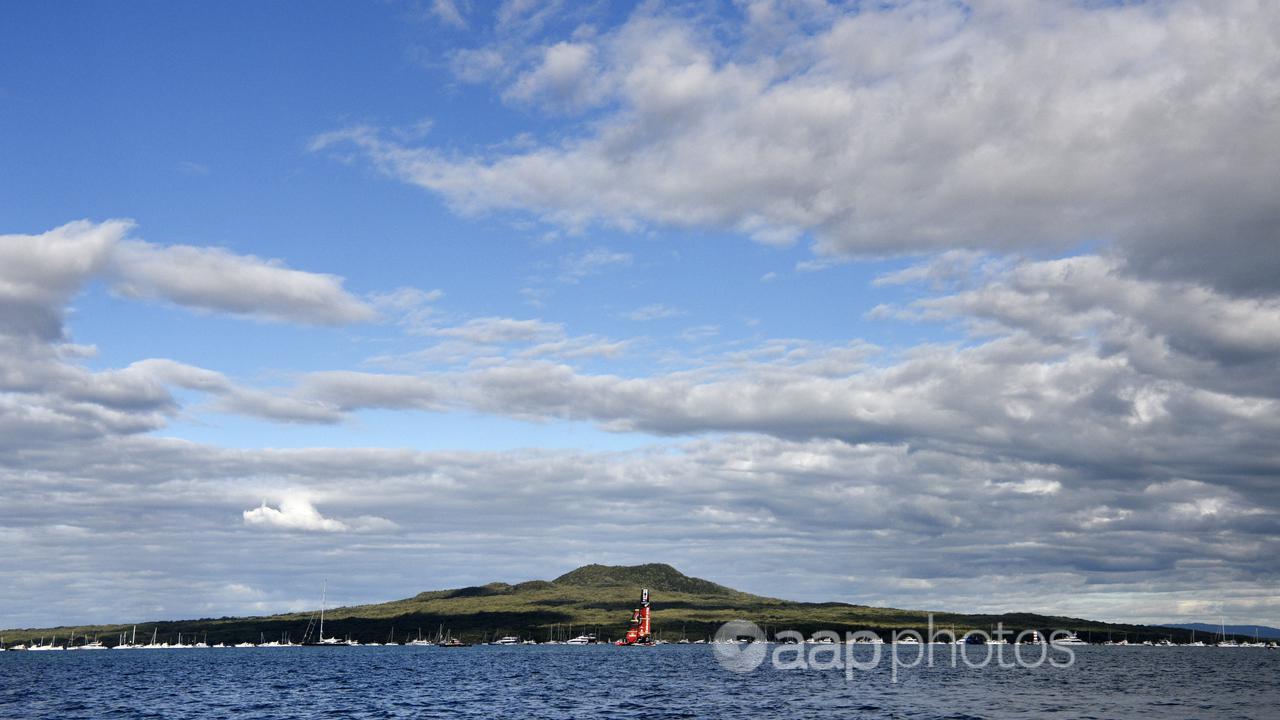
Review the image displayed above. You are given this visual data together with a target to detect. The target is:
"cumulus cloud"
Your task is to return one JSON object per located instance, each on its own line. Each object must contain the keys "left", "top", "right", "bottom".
{"left": 242, "top": 494, "right": 395, "bottom": 533}
{"left": 0, "top": 220, "right": 382, "bottom": 443}
{"left": 208, "top": 252, "right": 1280, "bottom": 505}
{"left": 505, "top": 41, "right": 603, "bottom": 112}
{"left": 318, "top": 1, "right": 1280, "bottom": 294}
{"left": 243, "top": 495, "right": 350, "bottom": 532}
{"left": 108, "top": 241, "right": 376, "bottom": 325}
{"left": 0, "top": 220, "right": 125, "bottom": 339}
{"left": 1, "top": 220, "right": 376, "bottom": 331}
{"left": 875, "top": 254, "right": 1280, "bottom": 399}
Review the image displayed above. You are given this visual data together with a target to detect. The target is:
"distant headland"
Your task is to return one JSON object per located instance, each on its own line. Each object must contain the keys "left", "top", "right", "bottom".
{"left": 0, "top": 564, "right": 1256, "bottom": 647}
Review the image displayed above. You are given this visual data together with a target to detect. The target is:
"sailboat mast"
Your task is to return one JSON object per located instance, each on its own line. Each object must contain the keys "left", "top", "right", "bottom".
{"left": 320, "top": 579, "right": 327, "bottom": 640}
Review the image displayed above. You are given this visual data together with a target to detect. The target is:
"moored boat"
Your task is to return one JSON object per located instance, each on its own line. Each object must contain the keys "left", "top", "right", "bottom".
{"left": 1053, "top": 632, "right": 1089, "bottom": 646}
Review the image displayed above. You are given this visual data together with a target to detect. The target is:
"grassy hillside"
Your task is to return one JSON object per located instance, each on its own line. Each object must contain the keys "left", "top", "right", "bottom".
{"left": 0, "top": 563, "right": 1236, "bottom": 646}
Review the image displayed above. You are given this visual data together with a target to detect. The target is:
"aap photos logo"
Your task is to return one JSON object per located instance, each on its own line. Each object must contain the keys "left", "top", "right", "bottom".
{"left": 710, "top": 616, "right": 1079, "bottom": 682}
{"left": 711, "top": 619, "right": 768, "bottom": 672}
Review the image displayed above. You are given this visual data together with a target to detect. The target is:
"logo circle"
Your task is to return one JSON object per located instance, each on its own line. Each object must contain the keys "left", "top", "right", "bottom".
{"left": 711, "top": 620, "right": 767, "bottom": 673}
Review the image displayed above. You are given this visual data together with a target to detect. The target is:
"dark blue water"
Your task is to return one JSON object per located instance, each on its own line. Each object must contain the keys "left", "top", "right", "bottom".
{"left": 2, "top": 645, "right": 1277, "bottom": 719}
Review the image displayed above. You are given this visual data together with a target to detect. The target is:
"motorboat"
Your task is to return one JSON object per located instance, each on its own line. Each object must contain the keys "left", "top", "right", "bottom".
{"left": 1053, "top": 632, "right": 1089, "bottom": 646}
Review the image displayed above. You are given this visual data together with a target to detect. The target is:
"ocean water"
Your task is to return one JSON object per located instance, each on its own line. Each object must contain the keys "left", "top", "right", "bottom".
{"left": 2, "top": 645, "right": 1278, "bottom": 719}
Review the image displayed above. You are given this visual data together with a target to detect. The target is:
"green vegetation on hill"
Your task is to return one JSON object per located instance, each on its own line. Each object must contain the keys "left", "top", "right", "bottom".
{"left": 0, "top": 563, "right": 1235, "bottom": 646}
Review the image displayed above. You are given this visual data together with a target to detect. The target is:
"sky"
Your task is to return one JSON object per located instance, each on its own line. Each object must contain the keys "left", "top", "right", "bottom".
{"left": 1, "top": 0, "right": 1278, "bottom": 630}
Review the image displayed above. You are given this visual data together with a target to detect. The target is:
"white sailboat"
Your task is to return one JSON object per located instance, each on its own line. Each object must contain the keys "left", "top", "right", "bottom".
{"left": 142, "top": 628, "right": 168, "bottom": 649}
{"left": 1218, "top": 618, "right": 1240, "bottom": 648}
{"left": 315, "top": 579, "right": 343, "bottom": 645}
{"left": 29, "top": 636, "right": 64, "bottom": 651}
{"left": 75, "top": 635, "right": 108, "bottom": 651}
{"left": 113, "top": 626, "right": 140, "bottom": 649}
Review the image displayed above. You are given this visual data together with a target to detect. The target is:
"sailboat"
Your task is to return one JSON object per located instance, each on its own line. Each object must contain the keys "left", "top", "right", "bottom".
{"left": 75, "top": 635, "right": 108, "bottom": 651}
{"left": 29, "top": 636, "right": 64, "bottom": 651}
{"left": 112, "top": 626, "right": 139, "bottom": 650}
{"left": 406, "top": 627, "right": 433, "bottom": 646}
{"left": 311, "top": 579, "right": 344, "bottom": 646}
{"left": 1218, "top": 618, "right": 1240, "bottom": 648}
{"left": 142, "top": 628, "right": 168, "bottom": 649}
{"left": 1242, "top": 627, "right": 1268, "bottom": 648}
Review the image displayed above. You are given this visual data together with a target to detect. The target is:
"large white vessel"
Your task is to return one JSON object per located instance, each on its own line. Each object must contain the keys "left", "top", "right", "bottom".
{"left": 1053, "top": 632, "right": 1089, "bottom": 646}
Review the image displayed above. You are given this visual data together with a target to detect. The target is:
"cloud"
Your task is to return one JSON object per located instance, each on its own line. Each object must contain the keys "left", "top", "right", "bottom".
{"left": 108, "top": 241, "right": 376, "bottom": 325}
{"left": 2, "top": 432, "right": 1277, "bottom": 628}
{"left": 430, "top": 0, "right": 467, "bottom": 28}
{"left": 625, "top": 303, "right": 684, "bottom": 321}
{"left": 558, "top": 247, "right": 632, "bottom": 283}
{"left": 0, "top": 220, "right": 386, "bottom": 441}
{"left": 878, "top": 254, "right": 1280, "bottom": 399}
{"left": 243, "top": 495, "right": 350, "bottom": 532}
{"left": 1, "top": 220, "right": 376, "bottom": 331}
{"left": 369, "top": 286, "right": 444, "bottom": 311}
{"left": 177, "top": 161, "right": 210, "bottom": 176}
{"left": 0, "top": 219, "right": 124, "bottom": 339}
{"left": 320, "top": 1, "right": 1280, "bottom": 294}
{"left": 428, "top": 316, "right": 563, "bottom": 344}
{"left": 211, "top": 253, "right": 1280, "bottom": 505}
{"left": 505, "top": 41, "right": 603, "bottom": 112}
{"left": 243, "top": 495, "right": 397, "bottom": 533}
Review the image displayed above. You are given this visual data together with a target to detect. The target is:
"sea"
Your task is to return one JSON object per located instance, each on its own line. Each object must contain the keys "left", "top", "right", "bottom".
{"left": 2, "top": 644, "right": 1278, "bottom": 719}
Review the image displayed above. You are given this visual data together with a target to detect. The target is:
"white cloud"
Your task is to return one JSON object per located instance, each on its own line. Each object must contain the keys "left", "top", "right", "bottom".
{"left": 109, "top": 240, "right": 376, "bottom": 325}
{"left": 428, "top": 316, "right": 563, "bottom": 344}
{"left": 3, "top": 431, "right": 1277, "bottom": 628}
{"left": 243, "top": 494, "right": 394, "bottom": 533}
{"left": 0, "top": 220, "right": 376, "bottom": 331}
{"left": 244, "top": 495, "right": 347, "bottom": 532}
{"left": 625, "top": 303, "right": 684, "bottom": 321}
{"left": 506, "top": 41, "right": 603, "bottom": 112}
{"left": 430, "top": 0, "right": 467, "bottom": 28}
{"left": 558, "top": 247, "right": 632, "bottom": 283}
{"left": 0, "top": 219, "right": 124, "bottom": 338}
{"left": 320, "top": 1, "right": 1280, "bottom": 293}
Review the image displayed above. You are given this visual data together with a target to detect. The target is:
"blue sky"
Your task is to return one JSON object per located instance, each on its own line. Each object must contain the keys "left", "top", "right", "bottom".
{"left": 2, "top": 0, "right": 1280, "bottom": 629}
